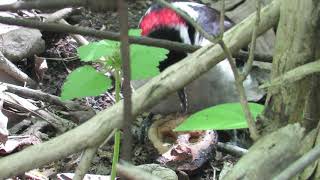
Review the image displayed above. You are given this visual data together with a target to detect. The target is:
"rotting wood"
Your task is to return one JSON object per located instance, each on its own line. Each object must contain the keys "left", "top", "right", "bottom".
{"left": 223, "top": 124, "right": 305, "bottom": 179}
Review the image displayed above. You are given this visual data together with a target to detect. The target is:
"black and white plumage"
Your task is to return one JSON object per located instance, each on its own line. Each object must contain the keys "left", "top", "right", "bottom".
{"left": 139, "top": 1, "right": 237, "bottom": 112}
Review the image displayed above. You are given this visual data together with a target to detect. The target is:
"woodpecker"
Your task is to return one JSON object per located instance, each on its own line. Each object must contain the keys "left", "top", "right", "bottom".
{"left": 139, "top": 1, "right": 235, "bottom": 112}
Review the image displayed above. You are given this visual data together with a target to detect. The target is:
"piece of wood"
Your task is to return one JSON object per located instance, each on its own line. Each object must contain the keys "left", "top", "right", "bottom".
{"left": 223, "top": 124, "right": 305, "bottom": 179}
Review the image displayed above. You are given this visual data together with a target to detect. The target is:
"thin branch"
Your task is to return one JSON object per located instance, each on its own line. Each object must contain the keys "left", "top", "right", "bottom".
{"left": 0, "top": 15, "right": 272, "bottom": 62}
{"left": 217, "top": 142, "right": 248, "bottom": 157}
{"left": 1, "top": 82, "right": 89, "bottom": 111}
{"left": 238, "top": 50, "right": 273, "bottom": 63}
{"left": 217, "top": 0, "right": 259, "bottom": 140}
{"left": 240, "top": 0, "right": 261, "bottom": 80}
{"left": 59, "top": 19, "right": 89, "bottom": 45}
{"left": 43, "top": 8, "right": 74, "bottom": 22}
{"left": 156, "top": 0, "right": 220, "bottom": 43}
{"left": 0, "top": 1, "right": 281, "bottom": 177}
{"left": 73, "top": 146, "right": 98, "bottom": 180}
{"left": 118, "top": 0, "right": 133, "bottom": 162}
{"left": 260, "top": 60, "right": 320, "bottom": 89}
{"left": 0, "top": 16, "right": 199, "bottom": 53}
{"left": 0, "top": 0, "right": 117, "bottom": 12}
{"left": 219, "top": 0, "right": 226, "bottom": 37}
{"left": 0, "top": 51, "right": 36, "bottom": 87}
{"left": 274, "top": 145, "right": 320, "bottom": 180}
{"left": 219, "top": 41, "right": 259, "bottom": 140}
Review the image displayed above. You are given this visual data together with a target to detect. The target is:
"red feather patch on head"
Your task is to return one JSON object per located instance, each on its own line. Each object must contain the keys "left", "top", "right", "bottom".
{"left": 139, "top": 7, "right": 186, "bottom": 36}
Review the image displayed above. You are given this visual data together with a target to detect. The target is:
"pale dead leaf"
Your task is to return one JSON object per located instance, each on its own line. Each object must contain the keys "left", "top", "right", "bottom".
{"left": 25, "top": 169, "right": 50, "bottom": 180}
{"left": 34, "top": 55, "right": 48, "bottom": 82}
{"left": 0, "top": 99, "right": 9, "bottom": 144}
{"left": 3, "top": 92, "right": 38, "bottom": 111}
{"left": 0, "top": 135, "right": 41, "bottom": 155}
{"left": 57, "top": 173, "right": 111, "bottom": 180}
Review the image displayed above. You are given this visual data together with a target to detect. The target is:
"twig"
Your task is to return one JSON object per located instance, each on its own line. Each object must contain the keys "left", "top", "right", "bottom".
{"left": 39, "top": 56, "right": 78, "bottom": 61}
{"left": 3, "top": 92, "right": 75, "bottom": 133}
{"left": 240, "top": 0, "right": 261, "bottom": 81}
{"left": 218, "top": 0, "right": 260, "bottom": 140}
{"left": 0, "top": 51, "right": 36, "bottom": 87}
{"left": 0, "top": 16, "right": 199, "bottom": 53}
{"left": 260, "top": 60, "right": 320, "bottom": 89}
{"left": 219, "top": 41, "right": 259, "bottom": 140}
{"left": 274, "top": 145, "right": 320, "bottom": 180}
{"left": 73, "top": 146, "right": 98, "bottom": 180}
{"left": 156, "top": 0, "right": 220, "bottom": 43}
{"left": 0, "top": 15, "right": 273, "bottom": 62}
{"left": 252, "top": 61, "right": 272, "bottom": 70}
{"left": 0, "top": 2, "right": 281, "bottom": 177}
{"left": 219, "top": 0, "right": 226, "bottom": 37}
{"left": 0, "top": 0, "right": 117, "bottom": 12}
{"left": 59, "top": 19, "right": 89, "bottom": 45}
{"left": 43, "top": 8, "right": 74, "bottom": 22}
{"left": 1, "top": 82, "right": 89, "bottom": 111}
{"left": 217, "top": 142, "right": 248, "bottom": 157}
{"left": 118, "top": 0, "right": 133, "bottom": 162}
{"left": 238, "top": 50, "right": 273, "bottom": 63}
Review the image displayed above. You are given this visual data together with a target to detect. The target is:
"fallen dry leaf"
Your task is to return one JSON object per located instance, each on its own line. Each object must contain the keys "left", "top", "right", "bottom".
{"left": 0, "top": 99, "right": 9, "bottom": 144}
{"left": 0, "top": 135, "right": 41, "bottom": 155}
{"left": 57, "top": 173, "right": 111, "bottom": 180}
{"left": 34, "top": 55, "right": 48, "bottom": 82}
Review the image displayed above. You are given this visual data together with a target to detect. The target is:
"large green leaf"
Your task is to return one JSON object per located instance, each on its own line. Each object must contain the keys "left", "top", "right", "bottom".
{"left": 175, "top": 103, "right": 264, "bottom": 131}
{"left": 61, "top": 66, "right": 111, "bottom": 100}
{"left": 129, "top": 28, "right": 169, "bottom": 80}
{"left": 77, "top": 40, "right": 118, "bottom": 62}
{"left": 129, "top": 29, "right": 142, "bottom": 36}
{"left": 77, "top": 28, "right": 168, "bottom": 80}
{"left": 130, "top": 44, "right": 168, "bottom": 80}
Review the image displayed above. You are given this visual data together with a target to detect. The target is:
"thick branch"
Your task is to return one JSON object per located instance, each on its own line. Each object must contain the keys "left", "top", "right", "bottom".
{"left": 274, "top": 145, "right": 320, "bottom": 180}
{"left": 260, "top": 60, "right": 320, "bottom": 88}
{"left": 0, "top": 1, "right": 280, "bottom": 178}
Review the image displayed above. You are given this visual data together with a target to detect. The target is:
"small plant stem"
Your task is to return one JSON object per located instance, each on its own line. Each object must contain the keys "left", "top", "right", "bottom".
{"left": 110, "top": 67, "right": 121, "bottom": 180}
{"left": 114, "top": 68, "right": 121, "bottom": 102}
{"left": 111, "top": 130, "right": 121, "bottom": 180}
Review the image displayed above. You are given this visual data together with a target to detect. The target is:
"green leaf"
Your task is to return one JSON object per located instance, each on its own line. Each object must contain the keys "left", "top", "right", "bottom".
{"left": 61, "top": 66, "right": 111, "bottom": 100}
{"left": 130, "top": 44, "right": 169, "bottom": 80}
{"left": 129, "top": 29, "right": 142, "bottom": 36}
{"left": 128, "top": 28, "right": 168, "bottom": 80}
{"left": 78, "top": 40, "right": 118, "bottom": 62}
{"left": 175, "top": 103, "right": 264, "bottom": 131}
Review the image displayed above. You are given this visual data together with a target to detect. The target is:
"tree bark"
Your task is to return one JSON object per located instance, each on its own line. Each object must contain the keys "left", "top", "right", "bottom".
{"left": 260, "top": 0, "right": 320, "bottom": 134}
